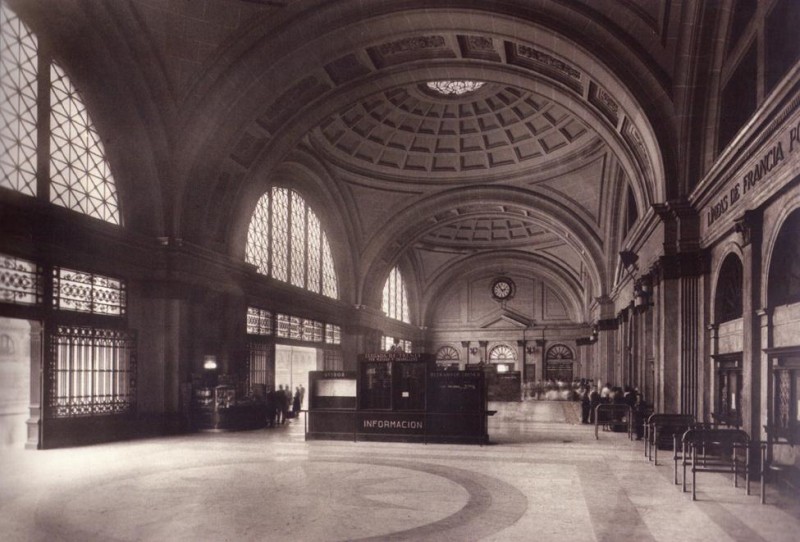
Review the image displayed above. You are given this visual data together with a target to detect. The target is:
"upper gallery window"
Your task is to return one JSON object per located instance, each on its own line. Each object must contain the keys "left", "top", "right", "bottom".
{"left": 246, "top": 187, "right": 339, "bottom": 299}
{"left": 426, "top": 80, "right": 485, "bottom": 96}
{"left": 0, "top": 6, "right": 120, "bottom": 224}
{"left": 382, "top": 266, "right": 409, "bottom": 323}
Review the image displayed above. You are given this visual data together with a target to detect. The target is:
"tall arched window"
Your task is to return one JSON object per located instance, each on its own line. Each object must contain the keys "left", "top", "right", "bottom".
{"left": 714, "top": 254, "right": 743, "bottom": 323}
{"left": 1, "top": 6, "right": 120, "bottom": 224}
{"left": 382, "top": 266, "right": 409, "bottom": 323}
{"left": 246, "top": 187, "right": 339, "bottom": 299}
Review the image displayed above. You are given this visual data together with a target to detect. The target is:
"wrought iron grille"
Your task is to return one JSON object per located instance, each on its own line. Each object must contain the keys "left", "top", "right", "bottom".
{"left": 323, "top": 348, "right": 343, "bottom": 371}
{"left": 301, "top": 318, "right": 323, "bottom": 342}
{"left": 436, "top": 345, "right": 460, "bottom": 361}
{"left": 489, "top": 344, "right": 517, "bottom": 361}
{"left": 53, "top": 267, "right": 126, "bottom": 315}
{"left": 246, "top": 307, "right": 272, "bottom": 335}
{"left": 247, "top": 340, "right": 272, "bottom": 388}
{"left": 0, "top": 253, "right": 42, "bottom": 305}
{"left": 778, "top": 370, "right": 790, "bottom": 430}
{"left": 325, "top": 324, "right": 341, "bottom": 345}
{"left": 48, "top": 325, "right": 136, "bottom": 417}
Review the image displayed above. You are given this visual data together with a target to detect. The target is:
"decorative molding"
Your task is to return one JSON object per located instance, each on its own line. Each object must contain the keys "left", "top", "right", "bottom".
{"left": 325, "top": 54, "right": 372, "bottom": 85}
{"left": 504, "top": 41, "right": 583, "bottom": 94}
{"left": 457, "top": 35, "right": 501, "bottom": 62}
{"left": 368, "top": 35, "right": 455, "bottom": 69}
{"left": 588, "top": 81, "right": 619, "bottom": 125}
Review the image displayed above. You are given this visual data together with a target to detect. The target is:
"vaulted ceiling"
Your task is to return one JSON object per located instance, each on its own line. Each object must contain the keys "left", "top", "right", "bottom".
{"left": 13, "top": 0, "right": 700, "bottom": 324}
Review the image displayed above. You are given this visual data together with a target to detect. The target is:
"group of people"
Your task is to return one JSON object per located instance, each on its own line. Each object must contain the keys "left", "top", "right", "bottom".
{"left": 579, "top": 382, "right": 649, "bottom": 439}
{"left": 265, "top": 384, "right": 305, "bottom": 427}
{"left": 523, "top": 379, "right": 590, "bottom": 401}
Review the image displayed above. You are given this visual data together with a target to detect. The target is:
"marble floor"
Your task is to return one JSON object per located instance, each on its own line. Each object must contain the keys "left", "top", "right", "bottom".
{"left": 1, "top": 401, "right": 798, "bottom": 541}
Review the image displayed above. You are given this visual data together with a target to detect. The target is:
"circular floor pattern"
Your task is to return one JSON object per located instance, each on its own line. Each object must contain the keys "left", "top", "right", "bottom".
{"left": 32, "top": 457, "right": 527, "bottom": 541}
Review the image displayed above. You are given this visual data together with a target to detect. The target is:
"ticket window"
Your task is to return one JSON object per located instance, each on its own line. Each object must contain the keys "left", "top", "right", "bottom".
{"left": 713, "top": 355, "right": 742, "bottom": 427}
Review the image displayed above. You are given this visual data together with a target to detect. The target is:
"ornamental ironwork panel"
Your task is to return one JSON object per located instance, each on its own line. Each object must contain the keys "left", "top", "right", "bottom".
{"left": 53, "top": 267, "right": 126, "bottom": 315}
{"left": 489, "top": 344, "right": 516, "bottom": 361}
{"left": 247, "top": 340, "right": 272, "bottom": 389}
{"left": 0, "top": 5, "right": 38, "bottom": 196}
{"left": 546, "top": 344, "right": 574, "bottom": 360}
{"left": 245, "top": 195, "right": 270, "bottom": 275}
{"left": 271, "top": 187, "right": 289, "bottom": 282}
{"left": 0, "top": 253, "right": 42, "bottom": 305}
{"left": 325, "top": 324, "right": 341, "bottom": 345}
{"left": 323, "top": 348, "right": 343, "bottom": 371}
{"left": 436, "top": 345, "right": 460, "bottom": 361}
{"left": 246, "top": 307, "right": 272, "bottom": 336}
{"left": 50, "top": 63, "right": 119, "bottom": 224}
{"left": 290, "top": 191, "right": 306, "bottom": 288}
{"left": 307, "top": 212, "right": 322, "bottom": 294}
{"left": 48, "top": 325, "right": 136, "bottom": 418}
{"left": 778, "top": 369, "right": 790, "bottom": 430}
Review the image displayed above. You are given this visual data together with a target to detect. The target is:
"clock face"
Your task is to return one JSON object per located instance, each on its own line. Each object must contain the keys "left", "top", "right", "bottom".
{"left": 492, "top": 279, "right": 514, "bottom": 300}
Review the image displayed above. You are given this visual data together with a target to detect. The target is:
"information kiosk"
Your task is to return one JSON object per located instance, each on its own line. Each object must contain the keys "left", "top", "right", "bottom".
{"left": 306, "top": 353, "right": 490, "bottom": 444}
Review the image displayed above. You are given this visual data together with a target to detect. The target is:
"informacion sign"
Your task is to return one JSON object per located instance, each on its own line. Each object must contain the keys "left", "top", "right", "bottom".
{"left": 359, "top": 413, "right": 425, "bottom": 434}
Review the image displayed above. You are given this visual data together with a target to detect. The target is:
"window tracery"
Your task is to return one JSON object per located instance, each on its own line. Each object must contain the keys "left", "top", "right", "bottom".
{"left": 1, "top": 6, "right": 120, "bottom": 224}
{"left": 382, "top": 266, "right": 409, "bottom": 323}
{"left": 426, "top": 80, "right": 485, "bottom": 95}
{"left": 246, "top": 187, "right": 339, "bottom": 299}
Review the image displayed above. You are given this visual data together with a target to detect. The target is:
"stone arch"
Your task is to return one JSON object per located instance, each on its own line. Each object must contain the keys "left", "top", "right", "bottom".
{"left": 766, "top": 206, "right": 800, "bottom": 308}
{"left": 712, "top": 251, "right": 744, "bottom": 324}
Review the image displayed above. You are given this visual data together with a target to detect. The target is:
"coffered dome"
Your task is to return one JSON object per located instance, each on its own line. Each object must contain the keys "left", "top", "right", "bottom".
{"left": 310, "top": 83, "right": 591, "bottom": 180}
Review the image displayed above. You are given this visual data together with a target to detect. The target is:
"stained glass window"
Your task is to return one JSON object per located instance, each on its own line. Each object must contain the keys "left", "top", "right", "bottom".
{"left": 0, "top": 6, "right": 38, "bottom": 196}
{"left": 246, "top": 187, "right": 339, "bottom": 299}
{"left": 426, "top": 80, "right": 485, "bottom": 96}
{"left": 1, "top": 6, "right": 120, "bottom": 224}
{"left": 382, "top": 266, "right": 409, "bottom": 323}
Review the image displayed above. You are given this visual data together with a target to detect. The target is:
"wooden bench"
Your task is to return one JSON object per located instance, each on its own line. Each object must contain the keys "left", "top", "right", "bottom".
{"left": 594, "top": 403, "right": 632, "bottom": 440}
{"left": 679, "top": 428, "right": 752, "bottom": 501}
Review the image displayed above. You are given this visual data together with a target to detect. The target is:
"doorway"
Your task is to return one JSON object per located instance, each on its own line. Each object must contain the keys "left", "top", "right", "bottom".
{"left": 275, "top": 345, "right": 321, "bottom": 410}
{"left": 0, "top": 317, "right": 38, "bottom": 450}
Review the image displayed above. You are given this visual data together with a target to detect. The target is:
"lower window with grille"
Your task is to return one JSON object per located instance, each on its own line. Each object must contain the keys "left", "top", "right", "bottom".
{"left": 48, "top": 325, "right": 137, "bottom": 418}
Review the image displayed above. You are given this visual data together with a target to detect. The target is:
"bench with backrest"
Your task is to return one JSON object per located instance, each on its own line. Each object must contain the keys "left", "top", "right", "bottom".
{"left": 594, "top": 403, "right": 632, "bottom": 440}
{"left": 679, "top": 427, "right": 752, "bottom": 502}
{"left": 644, "top": 414, "right": 695, "bottom": 470}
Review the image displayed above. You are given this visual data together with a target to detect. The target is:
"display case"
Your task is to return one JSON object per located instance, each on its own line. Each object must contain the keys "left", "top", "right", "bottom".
{"left": 191, "top": 378, "right": 267, "bottom": 432}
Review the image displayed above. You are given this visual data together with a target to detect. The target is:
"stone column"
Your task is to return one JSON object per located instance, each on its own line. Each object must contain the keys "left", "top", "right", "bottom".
{"left": 736, "top": 210, "right": 763, "bottom": 439}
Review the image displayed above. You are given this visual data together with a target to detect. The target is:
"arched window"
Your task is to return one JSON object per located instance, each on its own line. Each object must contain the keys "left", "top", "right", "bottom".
{"left": 714, "top": 254, "right": 743, "bottom": 323}
{"left": 489, "top": 344, "right": 516, "bottom": 361}
{"left": 382, "top": 266, "right": 409, "bottom": 323}
{"left": 768, "top": 209, "right": 800, "bottom": 307}
{"left": 436, "top": 346, "right": 459, "bottom": 361}
{"left": 545, "top": 344, "right": 574, "bottom": 382}
{"left": 246, "top": 187, "right": 339, "bottom": 299}
{"left": 1, "top": 6, "right": 120, "bottom": 224}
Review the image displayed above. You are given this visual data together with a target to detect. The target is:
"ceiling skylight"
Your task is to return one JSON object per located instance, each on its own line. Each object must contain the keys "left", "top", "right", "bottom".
{"left": 426, "top": 80, "right": 485, "bottom": 96}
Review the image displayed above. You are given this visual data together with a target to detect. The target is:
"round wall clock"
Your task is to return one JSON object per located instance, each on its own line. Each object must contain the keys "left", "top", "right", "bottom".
{"left": 491, "top": 278, "right": 515, "bottom": 301}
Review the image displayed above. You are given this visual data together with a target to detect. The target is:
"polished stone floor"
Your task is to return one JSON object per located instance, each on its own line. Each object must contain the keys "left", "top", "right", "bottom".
{"left": 1, "top": 401, "right": 798, "bottom": 541}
